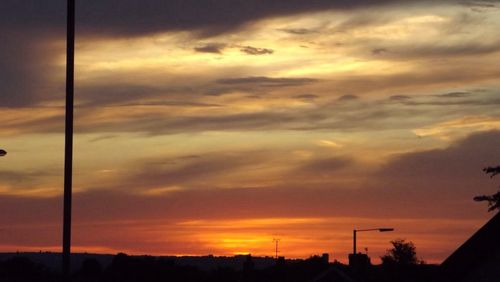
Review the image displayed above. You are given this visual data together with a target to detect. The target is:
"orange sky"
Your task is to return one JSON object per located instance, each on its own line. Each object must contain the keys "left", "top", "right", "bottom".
{"left": 1, "top": 0, "right": 500, "bottom": 264}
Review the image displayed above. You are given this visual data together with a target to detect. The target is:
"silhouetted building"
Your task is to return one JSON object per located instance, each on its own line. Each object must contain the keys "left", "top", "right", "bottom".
{"left": 240, "top": 255, "right": 256, "bottom": 282}
{"left": 348, "top": 253, "right": 370, "bottom": 270}
{"left": 321, "top": 253, "right": 329, "bottom": 264}
{"left": 440, "top": 212, "right": 500, "bottom": 282}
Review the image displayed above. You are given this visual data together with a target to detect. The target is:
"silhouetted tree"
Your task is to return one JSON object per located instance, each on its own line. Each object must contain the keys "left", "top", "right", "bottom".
{"left": 474, "top": 165, "right": 500, "bottom": 211}
{"left": 483, "top": 166, "right": 500, "bottom": 178}
{"left": 381, "top": 239, "right": 420, "bottom": 266}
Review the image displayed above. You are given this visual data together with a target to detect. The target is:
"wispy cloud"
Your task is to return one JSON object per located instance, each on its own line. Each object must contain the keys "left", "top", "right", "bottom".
{"left": 239, "top": 46, "right": 274, "bottom": 55}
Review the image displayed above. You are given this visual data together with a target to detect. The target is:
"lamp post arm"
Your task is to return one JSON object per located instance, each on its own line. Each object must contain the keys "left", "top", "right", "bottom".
{"left": 352, "top": 228, "right": 394, "bottom": 254}
{"left": 356, "top": 228, "right": 382, "bottom": 232}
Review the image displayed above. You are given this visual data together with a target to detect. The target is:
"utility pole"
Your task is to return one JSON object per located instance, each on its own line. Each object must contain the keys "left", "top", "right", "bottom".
{"left": 273, "top": 238, "right": 280, "bottom": 260}
{"left": 63, "top": 0, "right": 75, "bottom": 281}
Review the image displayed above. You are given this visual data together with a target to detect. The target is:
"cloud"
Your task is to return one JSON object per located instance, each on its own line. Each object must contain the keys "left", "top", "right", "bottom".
{"left": 278, "top": 28, "right": 318, "bottom": 35}
{"left": 413, "top": 116, "right": 500, "bottom": 139}
{"left": 400, "top": 42, "right": 500, "bottom": 58}
{"left": 116, "top": 150, "right": 279, "bottom": 191}
{"left": 434, "top": 91, "right": 471, "bottom": 98}
{"left": 3, "top": 86, "right": 498, "bottom": 136}
{"left": 389, "top": 95, "right": 411, "bottom": 101}
{"left": 294, "top": 94, "right": 319, "bottom": 100}
{"left": 194, "top": 43, "right": 226, "bottom": 54}
{"left": 369, "top": 131, "right": 500, "bottom": 216}
{"left": 460, "top": 0, "right": 499, "bottom": 9}
{"left": 3, "top": 131, "right": 498, "bottom": 222}
{"left": 337, "top": 94, "right": 359, "bottom": 101}
{"left": 239, "top": 46, "right": 274, "bottom": 55}
{"left": 2, "top": 1, "right": 453, "bottom": 38}
{"left": 0, "top": 32, "right": 64, "bottom": 108}
{"left": 89, "top": 135, "right": 118, "bottom": 143}
{"left": 216, "top": 76, "right": 318, "bottom": 87}
{"left": 372, "top": 48, "right": 389, "bottom": 55}
{"left": 205, "top": 76, "right": 319, "bottom": 96}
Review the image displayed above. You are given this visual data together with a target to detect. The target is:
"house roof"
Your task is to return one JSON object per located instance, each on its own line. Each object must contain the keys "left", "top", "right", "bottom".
{"left": 440, "top": 211, "right": 500, "bottom": 281}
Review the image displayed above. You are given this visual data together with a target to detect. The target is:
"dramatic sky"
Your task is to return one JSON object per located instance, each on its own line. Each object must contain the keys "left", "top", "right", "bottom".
{"left": 1, "top": 0, "right": 500, "bottom": 263}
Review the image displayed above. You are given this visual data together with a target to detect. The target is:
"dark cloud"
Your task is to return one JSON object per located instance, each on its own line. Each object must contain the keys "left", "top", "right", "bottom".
{"left": 1, "top": 1, "right": 450, "bottom": 38}
{"left": 0, "top": 32, "right": 64, "bottom": 108}
{"left": 75, "top": 83, "right": 222, "bottom": 108}
{"left": 337, "top": 94, "right": 359, "bottom": 101}
{"left": 239, "top": 46, "right": 274, "bottom": 55}
{"left": 368, "top": 41, "right": 500, "bottom": 60}
{"left": 0, "top": 170, "right": 48, "bottom": 185}
{"left": 412, "top": 42, "right": 500, "bottom": 57}
{"left": 76, "top": 84, "right": 161, "bottom": 107}
{"left": 123, "top": 101, "right": 222, "bottom": 107}
{"left": 3, "top": 85, "right": 498, "bottom": 136}
{"left": 0, "top": 1, "right": 489, "bottom": 109}
{"left": 278, "top": 28, "right": 317, "bottom": 35}
{"left": 205, "top": 76, "right": 318, "bottom": 96}
{"left": 89, "top": 134, "right": 118, "bottom": 143}
{"left": 0, "top": 0, "right": 416, "bottom": 108}
{"left": 372, "top": 48, "right": 389, "bottom": 55}
{"left": 295, "top": 94, "right": 319, "bottom": 100}
{"left": 374, "top": 131, "right": 500, "bottom": 206}
{"left": 434, "top": 91, "right": 471, "bottom": 98}
{"left": 216, "top": 76, "right": 318, "bottom": 87}
{"left": 389, "top": 95, "right": 411, "bottom": 101}
{"left": 146, "top": 111, "right": 298, "bottom": 134}
{"left": 460, "top": 0, "right": 499, "bottom": 9}
{"left": 194, "top": 43, "right": 226, "bottom": 54}
{"left": 123, "top": 151, "right": 271, "bottom": 189}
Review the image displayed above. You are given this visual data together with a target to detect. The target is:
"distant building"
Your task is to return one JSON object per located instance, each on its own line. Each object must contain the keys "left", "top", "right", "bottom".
{"left": 321, "top": 253, "right": 329, "bottom": 263}
{"left": 348, "top": 253, "right": 370, "bottom": 271}
{"left": 440, "top": 212, "right": 500, "bottom": 282}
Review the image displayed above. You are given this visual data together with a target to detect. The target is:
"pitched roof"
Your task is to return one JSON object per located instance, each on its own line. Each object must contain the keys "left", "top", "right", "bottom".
{"left": 440, "top": 212, "right": 500, "bottom": 281}
{"left": 310, "top": 266, "right": 355, "bottom": 282}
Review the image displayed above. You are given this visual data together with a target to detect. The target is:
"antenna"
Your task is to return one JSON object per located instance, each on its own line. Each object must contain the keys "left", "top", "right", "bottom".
{"left": 272, "top": 238, "right": 281, "bottom": 259}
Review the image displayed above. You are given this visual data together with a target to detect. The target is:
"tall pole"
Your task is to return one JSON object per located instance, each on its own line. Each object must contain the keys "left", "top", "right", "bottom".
{"left": 353, "top": 230, "right": 357, "bottom": 254}
{"left": 63, "top": 0, "right": 75, "bottom": 280}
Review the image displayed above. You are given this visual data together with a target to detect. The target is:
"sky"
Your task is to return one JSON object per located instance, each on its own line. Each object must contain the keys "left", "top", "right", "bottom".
{"left": 1, "top": 0, "right": 500, "bottom": 264}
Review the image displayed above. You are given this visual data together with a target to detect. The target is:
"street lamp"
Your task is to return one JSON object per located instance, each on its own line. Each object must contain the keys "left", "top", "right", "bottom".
{"left": 353, "top": 228, "right": 394, "bottom": 254}
{"left": 0, "top": 149, "right": 6, "bottom": 157}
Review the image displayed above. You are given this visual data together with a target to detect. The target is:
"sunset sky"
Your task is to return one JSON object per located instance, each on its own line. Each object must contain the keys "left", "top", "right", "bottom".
{"left": 1, "top": 0, "right": 500, "bottom": 264}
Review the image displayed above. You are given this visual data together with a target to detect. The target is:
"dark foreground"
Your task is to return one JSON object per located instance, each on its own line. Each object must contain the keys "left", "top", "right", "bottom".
{"left": 0, "top": 252, "right": 440, "bottom": 282}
